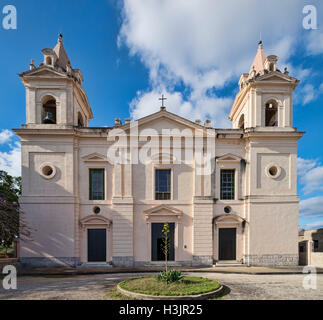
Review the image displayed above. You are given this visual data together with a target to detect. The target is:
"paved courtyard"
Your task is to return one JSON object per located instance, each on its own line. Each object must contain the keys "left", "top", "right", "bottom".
{"left": 0, "top": 272, "right": 322, "bottom": 300}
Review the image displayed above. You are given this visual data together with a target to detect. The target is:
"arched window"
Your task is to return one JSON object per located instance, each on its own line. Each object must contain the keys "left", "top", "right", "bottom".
{"left": 238, "top": 114, "right": 245, "bottom": 129}
{"left": 265, "top": 100, "right": 278, "bottom": 127}
{"left": 269, "top": 63, "right": 274, "bottom": 72}
{"left": 42, "top": 96, "right": 57, "bottom": 124}
{"left": 78, "top": 112, "right": 84, "bottom": 127}
{"left": 46, "top": 56, "right": 52, "bottom": 66}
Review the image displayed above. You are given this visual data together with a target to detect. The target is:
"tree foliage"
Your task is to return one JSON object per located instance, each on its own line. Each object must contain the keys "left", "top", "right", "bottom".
{"left": 0, "top": 170, "right": 30, "bottom": 250}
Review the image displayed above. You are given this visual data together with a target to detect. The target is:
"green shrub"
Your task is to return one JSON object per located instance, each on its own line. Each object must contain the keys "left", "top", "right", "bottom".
{"left": 157, "top": 270, "right": 183, "bottom": 284}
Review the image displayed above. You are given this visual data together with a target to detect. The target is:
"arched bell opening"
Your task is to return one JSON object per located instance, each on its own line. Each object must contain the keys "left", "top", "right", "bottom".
{"left": 42, "top": 96, "right": 57, "bottom": 124}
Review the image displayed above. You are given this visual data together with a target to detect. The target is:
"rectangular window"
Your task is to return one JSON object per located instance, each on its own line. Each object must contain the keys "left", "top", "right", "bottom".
{"left": 89, "top": 169, "right": 105, "bottom": 200}
{"left": 314, "top": 240, "right": 319, "bottom": 252}
{"left": 155, "top": 169, "right": 171, "bottom": 200}
{"left": 220, "top": 169, "right": 235, "bottom": 200}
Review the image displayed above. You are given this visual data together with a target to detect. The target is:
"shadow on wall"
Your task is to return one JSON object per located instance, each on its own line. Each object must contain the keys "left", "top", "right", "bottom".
{"left": 312, "top": 229, "right": 323, "bottom": 253}
{"left": 19, "top": 162, "right": 76, "bottom": 263}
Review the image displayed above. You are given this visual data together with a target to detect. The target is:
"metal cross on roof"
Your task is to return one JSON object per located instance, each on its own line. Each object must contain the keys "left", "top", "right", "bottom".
{"left": 159, "top": 94, "right": 167, "bottom": 109}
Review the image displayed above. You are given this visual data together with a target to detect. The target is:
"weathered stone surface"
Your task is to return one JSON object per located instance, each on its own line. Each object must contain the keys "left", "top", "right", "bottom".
{"left": 112, "top": 256, "right": 134, "bottom": 267}
{"left": 19, "top": 257, "right": 80, "bottom": 268}
{"left": 244, "top": 254, "right": 299, "bottom": 266}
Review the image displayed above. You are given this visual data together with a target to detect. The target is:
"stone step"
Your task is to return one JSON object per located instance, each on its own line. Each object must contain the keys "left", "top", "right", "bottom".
{"left": 213, "top": 261, "right": 245, "bottom": 267}
{"left": 78, "top": 263, "right": 113, "bottom": 268}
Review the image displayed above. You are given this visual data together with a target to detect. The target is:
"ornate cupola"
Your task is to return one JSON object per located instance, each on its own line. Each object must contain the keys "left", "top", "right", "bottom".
{"left": 19, "top": 34, "right": 93, "bottom": 128}
{"left": 229, "top": 41, "right": 299, "bottom": 131}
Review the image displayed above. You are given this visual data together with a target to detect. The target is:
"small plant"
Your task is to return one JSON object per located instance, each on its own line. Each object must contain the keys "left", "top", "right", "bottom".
{"left": 157, "top": 270, "right": 183, "bottom": 284}
{"left": 161, "top": 222, "right": 170, "bottom": 272}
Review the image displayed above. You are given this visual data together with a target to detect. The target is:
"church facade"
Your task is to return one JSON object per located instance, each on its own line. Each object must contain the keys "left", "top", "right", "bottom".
{"left": 14, "top": 36, "right": 304, "bottom": 267}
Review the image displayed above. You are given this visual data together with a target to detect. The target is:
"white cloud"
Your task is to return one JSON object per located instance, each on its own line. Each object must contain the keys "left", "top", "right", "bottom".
{"left": 119, "top": 0, "right": 312, "bottom": 125}
{"left": 297, "top": 82, "right": 323, "bottom": 105}
{"left": 301, "top": 166, "right": 323, "bottom": 195}
{"left": 0, "top": 129, "right": 13, "bottom": 144}
{"left": 301, "top": 220, "right": 323, "bottom": 230}
{"left": 0, "top": 141, "right": 21, "bottom": 177}
{"left": 298, "top": 157, "right": 318, "bottom": 177}
{"left": 298, "top": 157, "right": 323, "bottom": 195}
{"left": 130, "top": 88, "right": 233, "bottom": 127}
{"left": 300, "top": 196, "right": 323, "bottom": 218}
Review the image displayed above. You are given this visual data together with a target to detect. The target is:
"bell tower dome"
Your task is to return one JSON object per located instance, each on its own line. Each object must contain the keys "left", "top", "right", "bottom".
{"left": 19, "top": 34, "right": 93, "bottom": 128}
{"left": 229, "top": 41, "right": 299, "bottom": 131}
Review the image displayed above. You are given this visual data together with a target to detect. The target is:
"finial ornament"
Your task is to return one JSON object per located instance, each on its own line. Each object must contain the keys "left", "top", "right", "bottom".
{"left": 58, "top": 33, "right": 63, "bottom": 41}
{"left": 258, "top": 40, "right": 263, "bottom": 49}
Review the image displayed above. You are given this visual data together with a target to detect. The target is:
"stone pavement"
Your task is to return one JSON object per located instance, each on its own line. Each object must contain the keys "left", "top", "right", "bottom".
{"left": 1, "top": 272, "right": 322, "bottom": 300}
{"left": 16, "top": 265, "right": 323, "bottom": 276}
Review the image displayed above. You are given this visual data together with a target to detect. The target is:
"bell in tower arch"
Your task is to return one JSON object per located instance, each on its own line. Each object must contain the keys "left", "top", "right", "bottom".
{"left": 43, "top": 112, "right": 55, "bottom": 124}
{"left": 42, "top": 98, "right": 57, "bottom": 124}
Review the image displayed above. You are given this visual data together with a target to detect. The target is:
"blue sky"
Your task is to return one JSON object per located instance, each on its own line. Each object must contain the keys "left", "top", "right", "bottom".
{"left": 0, "top": 0, "right": 322, "bottom": 229}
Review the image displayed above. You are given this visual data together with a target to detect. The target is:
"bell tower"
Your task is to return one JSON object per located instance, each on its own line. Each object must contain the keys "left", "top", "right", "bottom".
{"left": 229, "top": 41, "right": 299, "bottom": 131}
{"left": 19, "top": 34, "right": 93, "bottom": 128}
{"left": 228, "top": 42, "right": 304, "bottom": 266}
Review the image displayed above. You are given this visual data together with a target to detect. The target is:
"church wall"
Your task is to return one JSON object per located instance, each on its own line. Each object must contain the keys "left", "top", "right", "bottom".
{"left": 248, "top": 140, "right": 298, "bottom": 196}
{"left": 246, "top": 201, "right": 299, "bottom": 265}
{"left": 19, "top": 202, "right": 77, "bottom": 266}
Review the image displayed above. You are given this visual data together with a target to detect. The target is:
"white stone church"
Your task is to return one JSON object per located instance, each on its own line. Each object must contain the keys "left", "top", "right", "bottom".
{"left": 14, "top": 35, "right": 304, "bottom": 267}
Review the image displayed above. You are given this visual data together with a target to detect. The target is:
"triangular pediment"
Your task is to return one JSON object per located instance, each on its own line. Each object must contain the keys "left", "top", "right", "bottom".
{"left": 80, "top": 215, "right": 112, "bottom": 229}
{"left": 82, "top": 152, "right": 109, "bottom": 162}
{"left": 121, "top": 110, "right": 210, "bottom": 135}
{"left": 213, "top": 214, "right": 245, "bottom": 225}
{"left": 144, "top": 205, "right": 183, "bottom": 221}
{"left": 256, "top": 71, "right": 298, "bottom": 83}
{"left": 20, "top": 66, "right": 68, "bottom": 79}
{"left": 217, "top": 153, "right": 242, "bottom": 162}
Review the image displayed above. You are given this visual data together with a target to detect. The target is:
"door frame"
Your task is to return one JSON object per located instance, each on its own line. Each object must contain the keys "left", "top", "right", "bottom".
{"left": 213, "top": 214, "right": 245, "bottom": 262}
{"left": 80, "top": 215, "right": 112, "bottom": 263}
{"left": 146, "top": 220, "right": 180, "bottom": 262}
{"left": 151, "top": 222, "right": 175, "bottom": 262}
{"left": 87, "top": 228, "right": 107, "bottom": 262}
{"left": 218, "top": 227, "right": 237, "bottom": 261}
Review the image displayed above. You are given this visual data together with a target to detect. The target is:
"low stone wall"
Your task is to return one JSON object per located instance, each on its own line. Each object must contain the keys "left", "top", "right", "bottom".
{"left": 112, "top": 256, "right": 134, "bottom": 267}
{"left": 192, "top": 255, "right": 213, "bottom": 266}
{"left": 19, "top": 257, "right": 80, "bottom": 268}
{"left": 117, "top": 284, "right": 224, "bottom": 300}
{"left": 244, "top": 254, "right": 299, "bottom": 266}
{"left": 134, "top": 261, "right": 193, "bottom": 267}
{"left": 311, "top": 253, "right": 323, "bottom": 268}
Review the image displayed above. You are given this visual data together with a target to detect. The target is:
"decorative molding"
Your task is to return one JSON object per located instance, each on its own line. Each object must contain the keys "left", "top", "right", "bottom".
{"left": 79, "top": 215, "right": 112, "bottom": 230}
{"left": 81, "top": 152, "right": 109, "bottom": 163}
{"left": 213, "top": 214, "right": 246, "bottom": 226}
{"left": 216, "top": 153, "right": 242, "bottom": 163}
{"left": 143, "top": 205, "right": 183, "bottom": 222}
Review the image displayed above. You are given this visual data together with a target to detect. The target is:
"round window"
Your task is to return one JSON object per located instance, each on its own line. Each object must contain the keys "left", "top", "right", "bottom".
{"left": 266, "top": 164, "right": 281, "bottom": 179}
{"left": 224, "top": 206, "right": 232, "bottom": 214}
{"left": 42, "top": 166, "right": 53, "bottom": 176}
{"left": 93, "top": 207, "right": 101, "bottom": 215}
{"left": 268, "top": 166, "right": 278, "bottom": 176}
{"left": 40, "top": 163, "right": 56, "bottom": 179}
